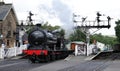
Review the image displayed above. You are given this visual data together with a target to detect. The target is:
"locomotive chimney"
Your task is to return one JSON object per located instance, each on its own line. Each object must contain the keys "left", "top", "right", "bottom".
{"left": 36, "top": 23, "right": 42, "bottom": 27}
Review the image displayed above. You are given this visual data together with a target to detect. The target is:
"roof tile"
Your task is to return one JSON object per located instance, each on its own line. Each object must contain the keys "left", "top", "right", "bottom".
{"left": 0, "top": 4, "right": 12, "bottom": 21}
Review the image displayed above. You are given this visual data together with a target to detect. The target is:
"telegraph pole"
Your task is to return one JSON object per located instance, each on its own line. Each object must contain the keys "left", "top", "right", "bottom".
{"left": 73, "top": 12, "right": 112, "bottom": 56}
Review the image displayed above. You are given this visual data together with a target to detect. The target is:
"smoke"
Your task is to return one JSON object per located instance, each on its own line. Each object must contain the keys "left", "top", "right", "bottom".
{"left": 51, "top": 0, "right": 74, "bottom": 38}
{"left": 52, "top": 0, "right": 71, "bottom": 24}
{"left": 39, "top": 0, "right": 74, "bottom": 38}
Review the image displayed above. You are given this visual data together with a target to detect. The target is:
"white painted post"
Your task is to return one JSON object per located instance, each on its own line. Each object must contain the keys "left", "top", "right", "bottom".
{"left": 0, "top": 44, "right": 5, "bottom": 59}
{"left": 0, "top": 48, "right": 1, "bottom": 59}
{"left": 19, "top": 30, "right": 25, "bottom": 45}
{"left": 86, "top": 29, "right": 90, "bottom": 56}
{"left": 75, "top": 45, "right": 78, "bottom": 56}
{"left": 84, "top": 45, "right": 86, "bottom": 55}
{"left": 14, "top": 47, "right": 17, "bottom": 56}
{"left": 19, "top": 45, "right": 22, "bottom": 54}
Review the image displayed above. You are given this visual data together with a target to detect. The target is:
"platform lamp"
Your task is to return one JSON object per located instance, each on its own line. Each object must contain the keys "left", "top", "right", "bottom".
{"left": 0, "top": 33, "right": 3, "bottom": 39}
{"left": 0, "top": 33, "right": 3, "bottom": 47}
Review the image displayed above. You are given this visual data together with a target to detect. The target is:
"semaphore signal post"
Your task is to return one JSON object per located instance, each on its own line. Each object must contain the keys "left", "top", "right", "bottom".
{"left": 73, "top": 12, "right": 112, "bottom": 56}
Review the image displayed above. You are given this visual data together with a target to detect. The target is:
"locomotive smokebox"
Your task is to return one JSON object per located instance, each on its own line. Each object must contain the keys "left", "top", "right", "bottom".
{"left": 28, "top": 30, "right": 46, "bottom": 46}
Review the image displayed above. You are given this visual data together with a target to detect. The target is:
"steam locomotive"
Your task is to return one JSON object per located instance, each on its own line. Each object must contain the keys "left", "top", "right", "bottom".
{"left": 23, "top": 24, "right": 73, "bottom": 63}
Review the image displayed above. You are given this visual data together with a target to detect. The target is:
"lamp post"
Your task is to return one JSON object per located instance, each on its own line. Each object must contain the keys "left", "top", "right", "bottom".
{"left": 0, "top": 34, "right": 3, "bottom": 39}
{"left": 0, "top": 34, "right": 3, "bottom": 47}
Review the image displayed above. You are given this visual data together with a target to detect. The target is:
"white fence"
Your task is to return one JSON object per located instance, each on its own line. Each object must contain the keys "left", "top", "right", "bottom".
{"left": 0, "top": 45, "right": 27, "bottom": 59}
{"left": 75, "top": 45, "right": 86, "bottom": 56}
{"left": 74, "top": 44, "right": 100, "bottom": 56}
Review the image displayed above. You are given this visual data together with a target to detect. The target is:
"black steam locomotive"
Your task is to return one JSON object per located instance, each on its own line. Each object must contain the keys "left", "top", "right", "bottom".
{"left": 23, "top": 25, "right": 73, "bottom": 63}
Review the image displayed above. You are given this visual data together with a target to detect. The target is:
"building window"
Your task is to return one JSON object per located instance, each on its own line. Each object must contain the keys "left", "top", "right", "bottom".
{"left": 6, "top": 31, "right": 11, "bottom": 38}
{"left": 7, "top": 40, "right": 9, "bottom": 46}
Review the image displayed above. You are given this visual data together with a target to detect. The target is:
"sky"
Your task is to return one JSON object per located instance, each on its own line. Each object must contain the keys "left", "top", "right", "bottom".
{"left": 4, "top": 0, "right": 120, "bottom": 36}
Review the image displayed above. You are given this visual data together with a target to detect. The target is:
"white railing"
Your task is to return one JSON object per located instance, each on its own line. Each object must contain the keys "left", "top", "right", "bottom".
{"left": 0, "top": 44, "right": 27, "bottom": 59}
{"left": 74, "top": 44, "right": 98, "bottom": 56}
{"left": 0, "top": 44, "right": 6, "bottom": 59}
{"left": 0, "top": 47, "right": 4, "bottom": 59}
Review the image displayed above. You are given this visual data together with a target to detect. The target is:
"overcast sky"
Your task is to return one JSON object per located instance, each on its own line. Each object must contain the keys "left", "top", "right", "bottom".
{"left": 4, "top": 0, "right": 120, "bottom": 36}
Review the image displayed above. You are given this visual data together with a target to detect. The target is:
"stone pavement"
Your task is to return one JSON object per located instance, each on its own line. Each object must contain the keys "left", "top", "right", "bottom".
{"left": 0, "top": 55, "right": 93, "bottom": 71}
{"left": 65, "top": 55, "right": 120, "bottom": 71}
{"left": 103, "top": 60, "right": 120, "bottom": 71}
{"left": 1, "top": 55, "right": 120, "bottom": 71}
{"left": 0, "top": 55, "right": 24, "bottom": 61}
{"left": 30, "top": 55, "right": 93, "bottom": 71}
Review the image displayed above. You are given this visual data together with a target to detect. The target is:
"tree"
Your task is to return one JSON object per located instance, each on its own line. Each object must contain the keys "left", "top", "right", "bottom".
{"left": 41, "top": 22, "right": 60, "bottom": 31}
{"left": 41, "top": 22, "right": 66, "bottom": 37}
{"left": 69, "top": 29, "right": 86, "bottom": 42}
{"left": 91, "top": 33, "right": 117, "bottom": 46}
{"left": 59, "top": 29, "right": 65, "bottom": 37}
{"left": 115, "top": 20, "right": 120, "bottom": 43}
{"left": 26, "top": 22, "right": 61, "bottom": 35}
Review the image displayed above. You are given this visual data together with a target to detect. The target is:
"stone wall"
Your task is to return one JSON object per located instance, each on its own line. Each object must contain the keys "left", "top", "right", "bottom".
{"left": 0, "top": 9, "right": 16, "bottom": 48}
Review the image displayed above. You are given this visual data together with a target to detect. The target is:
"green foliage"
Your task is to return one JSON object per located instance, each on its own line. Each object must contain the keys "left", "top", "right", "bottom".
{"left": 41, "top": 22, "right": 60, "bottom": 31}
{"left": 115, "top": 20, "right": 120, "bottom": 43}
{"left": 59, "top": 29, "right": 65, "bottom": 37}
{"left": 41, "top": 22, "right": 65, "bottom": 37}
{"left": 26, "top": 26, "right": 34, "bottom": 34}
{"left": 69, "top": 29, "right": 86, "bottom": 42}
{"left": 91, "top": 33, "right": 117, "bottom": 45}
{"left": 26, "top": 22, "right": 63, "bottom": 37}
{"left": 68, "top": 28, "right": 117, "bottom": 46}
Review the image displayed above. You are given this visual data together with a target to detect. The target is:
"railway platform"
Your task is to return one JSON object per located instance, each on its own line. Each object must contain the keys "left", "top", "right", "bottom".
{"left": 64, "top": 54, "right": 94, "bottom": 61}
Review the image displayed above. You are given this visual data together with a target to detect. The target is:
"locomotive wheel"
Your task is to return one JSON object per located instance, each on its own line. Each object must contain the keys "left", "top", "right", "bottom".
{"left": 56, "top": 54, "right": 59, "bottom": 59}
{"left": 29, "top": 57, "right": 36, "bottom": 63}
{"left": 31, "top": 59, "right": 35, "bottom": 63}
{"left": 51, "top": 54, "right": 56, "bottom": 61}
{"left": 46, "top": 55, "right": 50, "bottom": 62}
